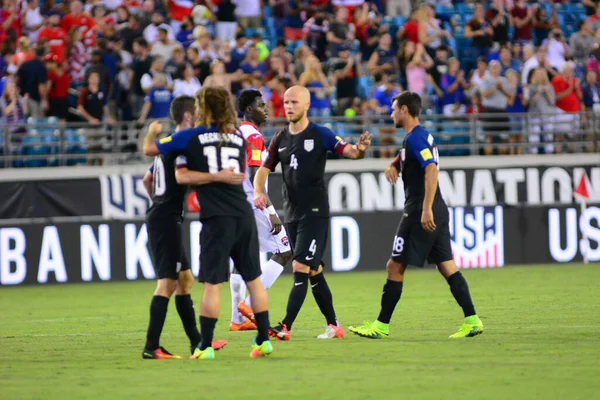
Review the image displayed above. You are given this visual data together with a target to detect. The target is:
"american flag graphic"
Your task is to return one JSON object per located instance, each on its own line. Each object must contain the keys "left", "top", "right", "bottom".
{"left": 448, "top": 206, "right": 504, "bottom": 268}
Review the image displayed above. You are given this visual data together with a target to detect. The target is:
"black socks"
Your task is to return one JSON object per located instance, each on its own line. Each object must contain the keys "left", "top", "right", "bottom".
{"left": 447, "top": 271, "right": 476, "bottom": 317}
{"left": 199, "top": 316, "right": 217, "bottom": 350}
{"left": 310, "top": 273, "right": 338, "bottom": 326}
{"left": 175, "top": 294, "right": 202, "bottom": 348}
{"left": 281, "top": 272, "right": 309, "bottom": 330}
{"left": 254, "top": 310, "right": 270, "bottom": 345}
{"left": 377, "top": 280, "right": 403, "bottom": 324}
{"left": 145, "top": 295, "right": 169, "bottom": 351}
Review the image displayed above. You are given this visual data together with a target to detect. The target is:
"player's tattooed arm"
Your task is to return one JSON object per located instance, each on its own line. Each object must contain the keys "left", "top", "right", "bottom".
{"left": 142, "top": 121, "right": 163, "bottom": 156}
{"left": 342, "top": 131, "right": 373, "bottom": 159}
{"left": 175, "top": 167, "right": 245, "bottom": 186}
{"left": 143, "top": 170, "right": 153, "bottom": 198}
{"left": 253, "top": 166, "right": 272, "bottom": 209}
{"left": 422, "top": 164, "right": 438, "bottom": 233}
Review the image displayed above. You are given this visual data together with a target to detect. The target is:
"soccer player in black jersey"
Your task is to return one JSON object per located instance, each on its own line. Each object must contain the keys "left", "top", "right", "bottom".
{"left": 143, "top": 86, "right": 273, "bottom": 359}
{"left": 254, "top": 86, "right": 372, "bottom": 340}
{"left": 140, "top": 96, "right": 227, "bottom": 360}
{"left": 349, "top": 92, "right": 484, "bottom": 339}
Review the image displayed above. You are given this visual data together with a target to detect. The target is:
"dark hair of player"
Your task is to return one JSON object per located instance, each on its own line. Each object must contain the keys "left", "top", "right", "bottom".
{"left": 236, "top": 89, "right": 262, "bottom": 115}
{"left": 195, "top": 86, "right": 238, "bottom": 134}
{"left": 393, "top": 92, "right": 422, "bottom": 118}
{"left": 170, "top": 95, "right": 196, "bottom": 126}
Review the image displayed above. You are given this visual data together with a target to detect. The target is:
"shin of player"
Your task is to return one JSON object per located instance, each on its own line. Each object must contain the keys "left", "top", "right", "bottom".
{"left": 230, "top": 90, "right": 293, "bottom": 331}
{"left": 147, "top": 87, "right": 273, "bottom": 358}
{"left": 141, "top": 96, "right": 226, "bottom": 359}
{"left": 254, "top": 86, "right": 372, "bottom": 340}
{"left": 349, "top": 92, "right": 483, "bottom": 340}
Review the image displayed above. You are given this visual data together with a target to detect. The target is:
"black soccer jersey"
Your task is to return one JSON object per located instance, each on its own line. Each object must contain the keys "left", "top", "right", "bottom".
{"left": 155, "top": 125, "right": 251, "bottom": 220}
{"left": 263, "top": 122, "right": 347, "bottom": 222}
{"left": 394, "top": 125, "right": 447, "bottom": 215}
{"left": 147, "top": 154, "right": 187, "bottom": 219}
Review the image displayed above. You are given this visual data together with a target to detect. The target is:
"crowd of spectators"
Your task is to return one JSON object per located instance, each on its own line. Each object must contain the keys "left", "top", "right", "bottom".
{"left": 1, "top": 0, "right": 599, "bottom": 161}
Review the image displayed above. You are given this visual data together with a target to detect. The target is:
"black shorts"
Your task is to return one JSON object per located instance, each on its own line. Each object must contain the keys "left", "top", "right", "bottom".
{"left": 199, "top": 215, "right": 261, "bottom": 284}
{"left": 390, "top": 212, "right": 453, "bottom": 267}
{"left": 48, "top": 98, "right": 70, "bottom": 120}
{"left": 146, "top": 214, "right": 190, "bottom": 280}
{"left": 286, "top": 217, "right": 328, "bottom": 269}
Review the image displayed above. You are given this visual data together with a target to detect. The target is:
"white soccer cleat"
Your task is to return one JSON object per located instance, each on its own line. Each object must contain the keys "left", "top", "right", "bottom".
{"left": 317, "top": 323, "right": 345, "bottom": 339}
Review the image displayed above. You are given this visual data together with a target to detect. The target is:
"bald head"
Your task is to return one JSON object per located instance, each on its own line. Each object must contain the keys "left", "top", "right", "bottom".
{"left": 284, "top": 86, "right": 311, "bottom": 124}
{"left": 285, "top": 86, "right": 310, "bottom": 103}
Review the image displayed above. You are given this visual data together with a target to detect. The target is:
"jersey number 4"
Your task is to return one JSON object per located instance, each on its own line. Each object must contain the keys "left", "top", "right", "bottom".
{"left": 204, "top": 146, "right": 241, "bottom": 173}
{"left": 290, "top": 154, "right": 299, "bottom": 170}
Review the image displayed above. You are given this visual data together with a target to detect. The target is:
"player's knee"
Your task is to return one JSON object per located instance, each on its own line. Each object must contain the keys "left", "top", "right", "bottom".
{"left": 175, "top": 271, "right": 194, "bottom": 295}
{"left": 273, "top": 251, "right": 293, "bottom": 266}
{"left": 308, "top": 264, "right": 323, "bottom": 277}
{"left": 386, "top": 259, "right": 404, "bottom": 279}
{"left": 155, "top": 278, "right": 177, "bottom": 297}
{"left": 292, "top": 260, "right": 311, "bottom": 274}
{"left": 437, "top": 260, "right": 459, "bottom": 280}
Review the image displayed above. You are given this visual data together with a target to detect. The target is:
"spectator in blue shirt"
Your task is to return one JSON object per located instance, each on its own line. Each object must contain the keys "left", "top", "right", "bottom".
{"left": 441, "top": 58, "right": 469, "bottom": 116}
{"left": 581, "top": 69, "right": 600, "bottom": 113}
{"left": 240, "top": 46, "right": 267, "bottom": 77}
{"left": 499, "top": 46, "right": 521, "bottom": 76}
{"left": 506, "top": 69, "right": 526, "bottom": 155}
{"left": 370, "top": 72, "right": 400, "bottom": 115}
{"left": 137, "top": 75, "right": 173, "bottom": 124}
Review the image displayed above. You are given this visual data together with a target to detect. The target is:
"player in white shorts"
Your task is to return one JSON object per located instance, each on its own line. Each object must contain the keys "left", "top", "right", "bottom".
{"left": 229, "top": 89, "right": 293, "bottom": 331}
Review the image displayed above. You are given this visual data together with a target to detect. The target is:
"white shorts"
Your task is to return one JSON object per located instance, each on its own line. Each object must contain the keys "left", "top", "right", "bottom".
{"left": 253, "top": 208, "right": 291, "bottom": 254}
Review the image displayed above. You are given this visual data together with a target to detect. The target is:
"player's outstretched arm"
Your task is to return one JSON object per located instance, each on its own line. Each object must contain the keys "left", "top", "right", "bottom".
{"left": 176, "top": 167, "right": 245, "bottom": 186}
{"left": 253, "top": 166, "right": 272, "bottom": 209}
{"left": 342, "top": 131, "right": 372, "bottom": 160}
{"left": 422, "top": 163, "right": 438, "bottom": 233}
{"left": 142, "top": 121, "right": 163, "bottom": 157}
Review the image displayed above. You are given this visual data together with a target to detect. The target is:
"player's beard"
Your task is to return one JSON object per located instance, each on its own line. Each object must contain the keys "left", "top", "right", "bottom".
{"left": 287, "top": 111, "right": 305, "bottom": 124}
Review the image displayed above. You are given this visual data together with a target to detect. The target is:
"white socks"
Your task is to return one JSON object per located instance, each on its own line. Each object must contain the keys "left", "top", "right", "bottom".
{"left": 230, "top": 273, "right": 246, "bottom": 324}
{"left": 245, "top": 259, "right": 285, "bottom": 308}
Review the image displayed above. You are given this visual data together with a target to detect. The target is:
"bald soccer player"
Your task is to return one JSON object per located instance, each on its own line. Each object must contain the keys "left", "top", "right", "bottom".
{"left": 254, "top": 86, "right": 372, "bottom": 340}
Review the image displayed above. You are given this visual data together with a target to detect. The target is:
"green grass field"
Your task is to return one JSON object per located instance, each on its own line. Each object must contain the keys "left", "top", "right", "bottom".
{"left": 1, "top": 264, "right": 599, "bottom": 400}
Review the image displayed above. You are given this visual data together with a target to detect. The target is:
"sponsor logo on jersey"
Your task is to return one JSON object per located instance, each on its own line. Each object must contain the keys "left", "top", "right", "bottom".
{"left": 448, "top": 206, "right": 504, "bottom": 268}
{"left": 304, "top": 139, "right": 314, "bottom": 152}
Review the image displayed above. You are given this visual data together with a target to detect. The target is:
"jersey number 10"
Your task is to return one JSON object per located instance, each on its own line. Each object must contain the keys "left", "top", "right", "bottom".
{"left": 204, "top": 146, "right": 241, "bottom": 173}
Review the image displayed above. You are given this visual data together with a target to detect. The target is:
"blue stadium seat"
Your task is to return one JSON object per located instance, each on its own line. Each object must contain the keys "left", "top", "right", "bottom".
{"left": 65, "top": 130, "right": 87, "bottom": 166}
{"left": 21, "top": 134, "right": 50, "bottom": 168}
{"left": 456, "top": 4, "right": 474, "bottom": 16}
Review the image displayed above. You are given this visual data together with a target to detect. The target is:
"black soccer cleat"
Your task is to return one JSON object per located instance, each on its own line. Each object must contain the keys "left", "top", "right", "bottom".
{"left": 268, "top": 322, "right": 291, "bottom": 341}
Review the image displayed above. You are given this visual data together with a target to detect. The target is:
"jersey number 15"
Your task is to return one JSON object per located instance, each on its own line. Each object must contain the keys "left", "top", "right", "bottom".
{"left": 204, "top": 146, "right": 241, "bottom": 173}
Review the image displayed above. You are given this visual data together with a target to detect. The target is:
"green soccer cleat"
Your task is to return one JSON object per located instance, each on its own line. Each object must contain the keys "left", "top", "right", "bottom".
{"left": 189, "top": 347, "right": 215, "bottom": 360}
{"left": 349, "top": 320, "right": 389, "bottom": 339}
{"left": 449, "top": 315, "right": 484, "bottom": 339}
{"left": 250, "top": 339, "right": 273, "bottom": 358}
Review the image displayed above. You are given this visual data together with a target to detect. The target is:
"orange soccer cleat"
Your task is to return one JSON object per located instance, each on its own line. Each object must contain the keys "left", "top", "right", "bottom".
{"left": 237, "top": 300, "right": 255, "bottom": 322}
{"left": 230, "top": 319, "right": 257, "bottom": 331}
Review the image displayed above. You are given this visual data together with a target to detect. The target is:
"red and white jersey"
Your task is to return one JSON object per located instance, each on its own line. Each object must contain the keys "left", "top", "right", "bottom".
{"left": 170, "top": 0, "right": 193, "bottom": 21}
{"left": 239, "top": 121, "right": 267, "bottom": 207}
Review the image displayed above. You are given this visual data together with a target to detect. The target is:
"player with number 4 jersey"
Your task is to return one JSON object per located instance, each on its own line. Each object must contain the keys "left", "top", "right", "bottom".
{"left": 253, "top": 86, "right": 372, "bottom": 340}
{"left": 349, "top": 92, "right": 483, "bottom": 340}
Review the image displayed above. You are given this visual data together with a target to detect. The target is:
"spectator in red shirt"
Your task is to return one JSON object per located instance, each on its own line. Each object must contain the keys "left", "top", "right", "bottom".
{"left": 45, "top": 53, "right": 71, "bottom": 121}
{"left": 61, "top": 0, "right": 97, "bottom": 49}
{"left": 398, "top": 7, "right": 421, "bottom": 44}
{"left": 0, "top": 0, "right": 22, "bottom": 44}
{"left": 587, "top": 3, "right": 600, "bottom": 31}
{"left": 38, "top": 11, "right": 67, "bottom": 63}
{"left": 511, "top": 0, "right": 534, "bottom": 43}
{"left": 552, "top": 61, "right": 582, "bottom": 113}
{"left": 551, "top": 61, "right": 583, "bottom": 152}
